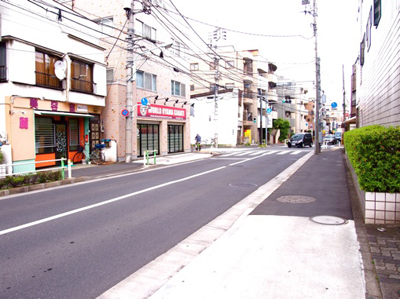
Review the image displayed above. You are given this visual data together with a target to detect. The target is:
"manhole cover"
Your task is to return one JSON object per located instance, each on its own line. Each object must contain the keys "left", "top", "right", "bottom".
{"left": 276, "top": 195, "right": 316, "bottom": 204}
{"left": 311, "top": 215, "right": 348, "bottom": 225}
{"left": 229, "top": 183, "right": 258, "bottom": 188}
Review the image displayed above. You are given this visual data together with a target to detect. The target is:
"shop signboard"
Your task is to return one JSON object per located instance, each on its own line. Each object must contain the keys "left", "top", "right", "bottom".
{"left": 137, "top": 103, "right": 186, "bottom": 120}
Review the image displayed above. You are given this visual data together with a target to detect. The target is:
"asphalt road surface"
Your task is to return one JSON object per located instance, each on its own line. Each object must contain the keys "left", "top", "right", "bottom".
{"left": 0, "top": 148, "right": 313, "bottom": 299}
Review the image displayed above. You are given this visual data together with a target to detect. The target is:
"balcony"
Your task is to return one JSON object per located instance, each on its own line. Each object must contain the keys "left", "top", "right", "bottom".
{"left": 267, "top": 73, "right": 277, "bottom": 84}
{"left": 267, "top": 90, "right": 278, "bottom": 102}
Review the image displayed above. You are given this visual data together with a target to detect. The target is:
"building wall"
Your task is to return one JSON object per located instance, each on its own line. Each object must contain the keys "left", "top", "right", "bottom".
{"left": 357, "top": 0, "right": 400, "bottom": 127}
{"left": 0, "top": 1, "right": 106, "bottom": 172}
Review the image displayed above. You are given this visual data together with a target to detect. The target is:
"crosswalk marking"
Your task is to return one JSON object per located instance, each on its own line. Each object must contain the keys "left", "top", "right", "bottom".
{"left": 290, "top": 150, "right": 302, "bottom": 155}
{"left": 277, "top": 151, "right": 289, "bottom": 155}
{"left": 221, "top": 150, "right": 308, "bottom": 157}
{"left": 263, "top": 150, "right": 279, "bottom": 155}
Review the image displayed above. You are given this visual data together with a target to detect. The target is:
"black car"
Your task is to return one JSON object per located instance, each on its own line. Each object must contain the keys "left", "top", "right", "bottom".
{"left": 287, "top": 133, "right": 313, "bottom": 148}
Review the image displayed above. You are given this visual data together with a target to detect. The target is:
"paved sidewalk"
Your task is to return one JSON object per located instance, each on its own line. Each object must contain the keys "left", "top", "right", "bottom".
{"left": 98, "top": 148, "right": 391, "bottom": 299}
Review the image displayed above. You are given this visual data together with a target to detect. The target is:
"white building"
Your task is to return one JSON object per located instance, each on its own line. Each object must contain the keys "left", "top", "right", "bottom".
{"left": 0, "top": 0, "right": 107, "bottom": 173}
{"left": 355, "top": 0, "right": 400, "bottom": 127}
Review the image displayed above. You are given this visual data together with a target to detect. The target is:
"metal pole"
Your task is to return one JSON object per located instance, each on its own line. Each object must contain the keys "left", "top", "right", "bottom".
{"left": 125, "top": 0, "right": 134, "bottom": 163}
{"left": 214, "top": 55, "right": 219, "bottom": 148}
{"left": 342, "top": 64, "right": 346, "bottom": 124}
{"left": 313, "top": 0, "right": 321, "bottom": 154}
{"left": 260, "top": 95, "right": 263, "bottom": 144}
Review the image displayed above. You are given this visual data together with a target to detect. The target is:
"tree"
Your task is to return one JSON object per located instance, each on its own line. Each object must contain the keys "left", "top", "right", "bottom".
{"left": 273, "top": 118, "right": 290, "bottom": 142}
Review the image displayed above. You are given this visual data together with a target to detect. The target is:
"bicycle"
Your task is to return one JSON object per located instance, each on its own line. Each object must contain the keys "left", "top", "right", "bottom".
{"left": 72, "top": 144, "right": 106, "bottom": 165}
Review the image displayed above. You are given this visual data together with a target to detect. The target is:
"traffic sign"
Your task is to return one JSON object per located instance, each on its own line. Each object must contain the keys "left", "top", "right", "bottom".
{"left": 141, "top": 97, "right": 148, "bottom": 106}
{"left": 331, "top": 102, "right": 338, "bottom": 109}
{"left": 121, "top": 109, "right": 129, "bottom": 117}
{"left": 267, "top": 108, "right": 272, "bottom": 113}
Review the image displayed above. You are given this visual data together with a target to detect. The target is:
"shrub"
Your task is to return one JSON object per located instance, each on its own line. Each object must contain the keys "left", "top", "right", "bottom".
{"left": 0, "top": 149, "right": 4, "bottom": 164}
{"left": 345, "top": 125, "right": 400, "bottom": 193}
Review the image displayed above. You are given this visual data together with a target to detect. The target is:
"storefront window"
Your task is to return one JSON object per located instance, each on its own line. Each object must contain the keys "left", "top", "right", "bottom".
{"left": 137, "top": 124, "right": 159, "bottom": 157}
{"left": 35, "top": 117, "right": 55, "bottom": 154}
{"left": 69, "top": 119, "right": 79, "bottom": 151}
{"left": 168, "top": 125, "right": 183, "bottom": 153}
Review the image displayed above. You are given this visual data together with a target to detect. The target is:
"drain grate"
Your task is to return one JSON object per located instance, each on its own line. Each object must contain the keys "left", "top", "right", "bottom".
{"left": 311, "top": 215, "right": 348, "bottom": 225}
{"left": 229, "top": 183, "right": 258, "bottom": 188}
{"left": 276, "top": 195, "right": 316, "bottom": 204}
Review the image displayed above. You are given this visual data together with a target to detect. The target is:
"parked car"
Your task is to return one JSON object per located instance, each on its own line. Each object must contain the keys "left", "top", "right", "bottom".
{"left": 334, "top": 131, "right": 342, "bottom": 143}
{"left": 323, "top": 134, "right": 338, "bottom": 145}
{"left": 287, "top": 133, "right": 313, "bottom": 148}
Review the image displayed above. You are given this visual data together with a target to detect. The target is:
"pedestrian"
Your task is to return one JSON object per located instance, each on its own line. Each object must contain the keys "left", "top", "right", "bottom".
{"left": 195, "top": 134, "right": 201, "bottom": 151}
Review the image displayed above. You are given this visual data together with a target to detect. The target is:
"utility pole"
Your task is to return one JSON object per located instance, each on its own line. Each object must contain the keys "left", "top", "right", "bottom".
{"left": 214, "top": 55, "right": 219, "bottom": 148}
{"left": 312, "top": 0, "right": 321, "bottom": 154}
{"left": 125, "top": 0, "right": 134, "bottom": 163}
{"left": 342, "top": 64, "right": 346, "bottom": 124}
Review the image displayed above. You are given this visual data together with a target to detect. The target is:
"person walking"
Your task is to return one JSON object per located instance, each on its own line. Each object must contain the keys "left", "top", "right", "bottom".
{"left": 195, "top": 134, "right": 201, "bottom": 151}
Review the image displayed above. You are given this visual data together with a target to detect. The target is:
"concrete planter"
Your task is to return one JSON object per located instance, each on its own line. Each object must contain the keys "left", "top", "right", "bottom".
{"left": 346, "top": 153, "right": 400, "bottom": 224}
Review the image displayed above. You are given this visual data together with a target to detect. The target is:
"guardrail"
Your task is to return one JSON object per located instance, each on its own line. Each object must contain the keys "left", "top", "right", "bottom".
{"left": 143, "top": 150, "right": 157, "bottom": 166}
{"left": 0, "top": 158, "right": 72, "bottom": 179}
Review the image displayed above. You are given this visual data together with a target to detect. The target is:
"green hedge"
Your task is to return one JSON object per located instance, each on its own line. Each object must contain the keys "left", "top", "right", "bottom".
{"left": 0, "top": 170, "right": 63, "bottom": 190}
{"left": 344, "top": 125, "right": 400, "bottom": 193}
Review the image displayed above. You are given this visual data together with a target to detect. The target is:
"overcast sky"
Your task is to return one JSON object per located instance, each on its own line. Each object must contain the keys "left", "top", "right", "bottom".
{"left": 168, "top": 0, "right": 359, "bottom": 107}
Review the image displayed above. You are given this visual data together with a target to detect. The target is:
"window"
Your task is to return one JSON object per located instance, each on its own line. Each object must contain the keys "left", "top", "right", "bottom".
{"left": 136, "top": 71, "right": 157, "bottom": 91}
{"left": 35, "top": 51, "right": 62, "bottom": 89}
{"left": 106, "top": 68, "right": 114, "bottom": 83}
{"left": 190, "top": 84, "right": 195, "bottom": 91}
{"left": 69, "top": 119, "right": 79, "bottom": 151}
{"left": 374, "top": 0, "right": 381, "bottom": 27}
{"left": 95, "top": 17, "right": 114, "bottom": 36}
{"left": 366, "top": 7, "right": 372, "bottom": 51}
{"left": 171, "top": 80, "right": 186, "bottom": 97}
{"left": 190, "top": 63, "right": 199, "bottom": 71}
{"left": 0, "top": 42, "right": 6, "bottom": 82}
{"left": 136, "top": 20, "right": 156, "bottom": 41}
{"left": 35, "top": 117, "right": 55, "bottom": 154}
{"left": 226, "top": 83, "right": 235, "bottom": 89}
{"left": 360, "top": 34, "right": 365, "bottom": 66}
{"left": 225, "top": 60, "right": 234, "bottom": 69}
{"left": 71, "top": 59, "right": 93, "bottom": 93}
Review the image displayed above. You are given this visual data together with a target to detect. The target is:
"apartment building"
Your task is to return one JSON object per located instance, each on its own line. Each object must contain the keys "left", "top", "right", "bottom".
{"left": 355, "top": 0, "right": 400, "bottom": 127}
{"left": 0, "top": 0, "right": 106, "bottom": 173}
{"left": 275, "top": 80, "right": 312, "bottom": 135}
{"left": 70, "top": 0, "right": 191, "bottom": 161}
{"left": 189, "top": 49, "right": 278, "bottom": 145}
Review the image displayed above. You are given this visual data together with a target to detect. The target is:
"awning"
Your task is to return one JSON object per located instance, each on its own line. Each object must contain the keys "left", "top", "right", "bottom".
{"left": 34, "top": 111, "right": 94, "bottom": 118}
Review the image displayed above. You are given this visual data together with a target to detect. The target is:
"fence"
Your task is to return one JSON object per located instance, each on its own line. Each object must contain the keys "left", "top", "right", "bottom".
{"left": 0, "top": 158, "right": 72, "bottom": 180}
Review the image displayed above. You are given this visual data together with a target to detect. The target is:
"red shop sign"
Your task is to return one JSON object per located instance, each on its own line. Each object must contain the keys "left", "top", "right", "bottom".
{"left": 137, "top": 103, "right": 186, "bottom": 120}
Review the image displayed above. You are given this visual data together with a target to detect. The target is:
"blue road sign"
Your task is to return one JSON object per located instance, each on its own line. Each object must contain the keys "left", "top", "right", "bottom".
{"left": 267, "top": 108, "right": 272, "bottom": 113}
{"left": 141, "top": 97, "right": 148, "bottom": 106}
{"left": 331, "top": 102, "right": 338, "bottom": 108}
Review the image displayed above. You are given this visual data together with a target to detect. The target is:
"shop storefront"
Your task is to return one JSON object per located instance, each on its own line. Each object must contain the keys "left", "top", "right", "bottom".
{"left": 34, "top": 112, "right": 100, "bottom": 167}
{"left": 136, "top": 102, "right": 187, "bottom": 157}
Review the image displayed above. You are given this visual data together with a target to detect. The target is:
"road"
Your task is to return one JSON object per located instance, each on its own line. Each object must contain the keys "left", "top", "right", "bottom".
{"left": 0, "top": 147, "right": 313, "bottom": 299}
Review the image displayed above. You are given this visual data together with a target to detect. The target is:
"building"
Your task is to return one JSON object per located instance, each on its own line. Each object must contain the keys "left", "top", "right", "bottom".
{"left": 189, "top": 48, "right": 278, "bottom": 145}
{"left": 70, "top": 0, "right": 191, "bottom": 161}
{"left": 274, "top": 80, "right": 312, "bottom": 136}
{"left": 354, "top": 0, "right": 400, "bottom": 127}
{"left": 0, "top": 0, "right": 107, "bottom": 173}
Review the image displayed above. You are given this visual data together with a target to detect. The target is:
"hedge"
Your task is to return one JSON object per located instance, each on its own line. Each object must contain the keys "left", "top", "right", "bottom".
{"left": 0, "top": 170, "right": 63, "bottom": 190}
{"left": 344, "top": 125, "right": 400, "bottom": 193}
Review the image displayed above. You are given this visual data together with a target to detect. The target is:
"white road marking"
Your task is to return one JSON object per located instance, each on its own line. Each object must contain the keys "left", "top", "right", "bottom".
{"left": 0, "top": 166, "right": 226, "bottom": 236}
{"left": 290, "top": 150, "right": 303, "bottom": 155}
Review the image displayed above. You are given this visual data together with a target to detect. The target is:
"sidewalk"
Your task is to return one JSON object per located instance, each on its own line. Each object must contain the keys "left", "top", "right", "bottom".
{"left": 98, "top": 148, "right": 396, "bottom": 299}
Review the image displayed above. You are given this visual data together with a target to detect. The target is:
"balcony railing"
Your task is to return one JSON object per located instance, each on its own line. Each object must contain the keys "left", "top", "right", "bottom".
{"left": 35, "top": 72, "right": 63, "bottom": 89}
{"left": 71, "top": 77, "right": 96, "bottom": 93}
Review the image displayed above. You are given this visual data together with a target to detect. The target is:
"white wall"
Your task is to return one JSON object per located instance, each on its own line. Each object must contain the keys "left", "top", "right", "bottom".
{"left": 190, "top": 91, "right": 238, "bottom": 146}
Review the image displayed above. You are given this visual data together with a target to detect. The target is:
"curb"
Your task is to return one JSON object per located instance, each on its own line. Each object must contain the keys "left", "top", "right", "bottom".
{"left": 0, "top": 177, "right": 90, "bottom": 198}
